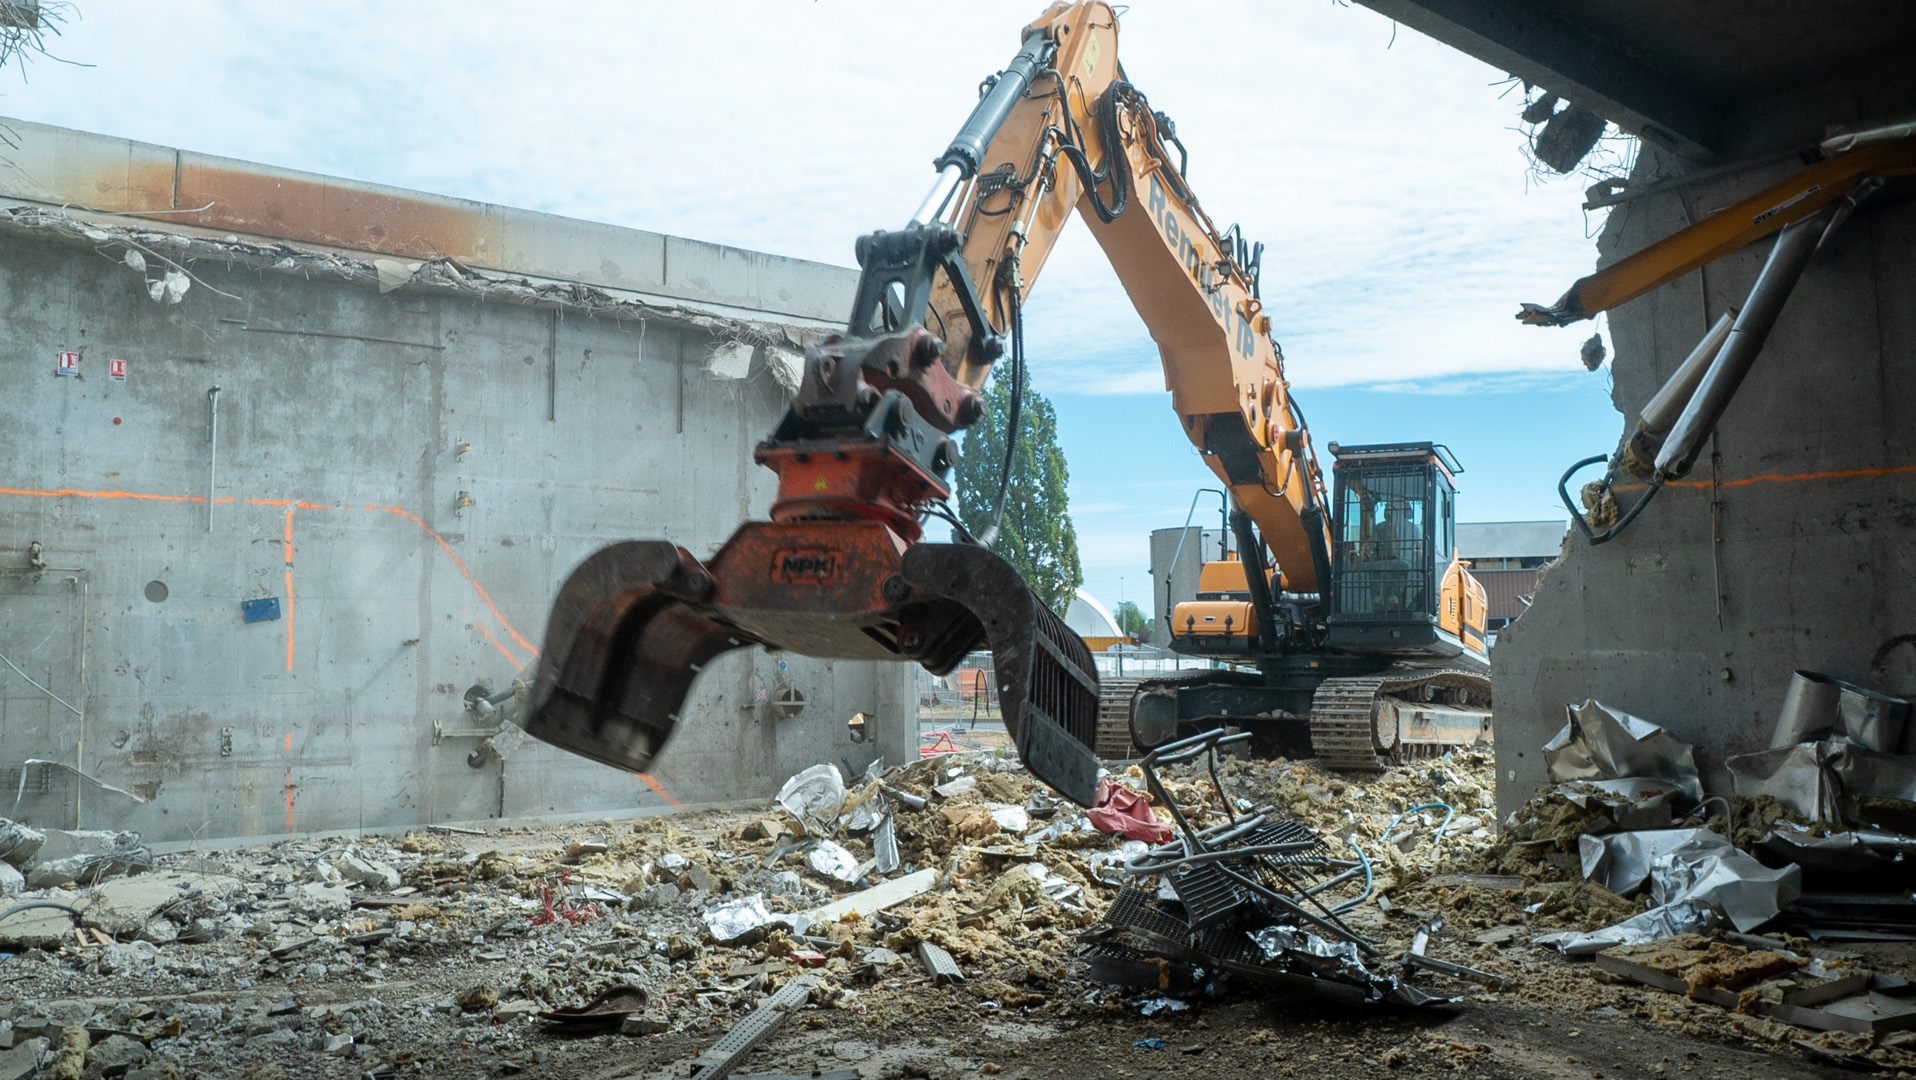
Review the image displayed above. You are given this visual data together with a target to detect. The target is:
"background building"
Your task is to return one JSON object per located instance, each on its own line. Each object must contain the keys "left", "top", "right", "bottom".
{"left": 1457, "top": 520, "right": 1566, "bottom": 641}
{"left": 0, "top": 119, "right": 918, "bottom": 843}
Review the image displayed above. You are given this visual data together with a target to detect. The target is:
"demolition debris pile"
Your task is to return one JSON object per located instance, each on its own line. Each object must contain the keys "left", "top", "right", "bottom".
{"left": 8, "top": 692, "right": 1916, "bottom": 1078}
{"left": 1477, "top": 675, "right": 1916, "bottom": 1067}
{"left": 0, "top": 745, "right": 1532, "bottom": 1078}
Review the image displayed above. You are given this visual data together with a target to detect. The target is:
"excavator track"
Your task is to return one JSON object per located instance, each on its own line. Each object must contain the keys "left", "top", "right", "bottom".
{"left": 1095, "top": 678, "right": 1143, "bottom": 759}
{"left": 1308, "top": 669, "right": 1493, "bottom": 772}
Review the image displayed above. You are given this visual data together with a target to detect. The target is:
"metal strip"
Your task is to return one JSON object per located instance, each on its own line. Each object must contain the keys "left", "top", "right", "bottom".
{"left": 686, "top": 974, "right": 819, "bottom": 1079}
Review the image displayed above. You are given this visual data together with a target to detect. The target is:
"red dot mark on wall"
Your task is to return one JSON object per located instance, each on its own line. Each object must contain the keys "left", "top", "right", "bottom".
{"left": 112, "top": 417, "right": 122, "bottom": 425}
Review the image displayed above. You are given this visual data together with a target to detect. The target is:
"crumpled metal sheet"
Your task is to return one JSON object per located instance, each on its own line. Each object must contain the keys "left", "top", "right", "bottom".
{"left": 1770, "top": 671, "right": 1910, "bottom": 752}
{"left": 1559, "top": 777, "right": 1684, "bottom": 809}
{"left": 1579, "top": 827, "right": 1732, "bottom": 895}
{"left": 1648, "top": 842, "right": 1800, "bottom": 931}
{"left": 807, "top": 840, "right": 861, "bottom": 882}
{"left": 1727, "top": 739, "right": 1916, "bottom": 825}
{"left": 1533, "top": 899, "right": 1721, "bottom": 955}
{"left": 776, "top": 764, "right": 846, "bottom": 831}
{"left": 1584, "top": 826, "right": 1799, "bottom": 930}
{"left": 703, "top": 892, "right": 780, "bottom": 942}
{"left": 1250, "top": 924, "right": 1413, "bottom": 1003}
{"left": 1545, "top": 701, "right": 1701, "bottom": 801}
{"left": 1555, "top": 828, "right": 1801, "bottom": 951}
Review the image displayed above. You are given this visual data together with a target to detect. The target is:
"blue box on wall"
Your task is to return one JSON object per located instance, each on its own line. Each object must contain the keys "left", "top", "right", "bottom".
{"left": 241, "top": 597, "right": 282, "bottom": 623}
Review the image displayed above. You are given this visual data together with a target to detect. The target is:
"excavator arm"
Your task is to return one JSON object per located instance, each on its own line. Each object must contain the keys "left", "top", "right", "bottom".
{"left": 918, "top": 4, "right": 1334, "bottom": 595}
{"left": 520, "top": 2, "right": 1339, "bottom": 805}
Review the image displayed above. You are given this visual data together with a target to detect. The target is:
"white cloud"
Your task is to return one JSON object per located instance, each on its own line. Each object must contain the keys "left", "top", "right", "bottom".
{"left": 3, "top": 0, "right": 1607, "bottom": 393}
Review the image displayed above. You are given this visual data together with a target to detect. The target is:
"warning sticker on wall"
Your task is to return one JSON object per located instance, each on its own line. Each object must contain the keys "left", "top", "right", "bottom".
{"left": 108, "top": 358, "right": 127, "bottom": 381}
{"left": 55, "top": 351, "right": 79, "bottom": 376}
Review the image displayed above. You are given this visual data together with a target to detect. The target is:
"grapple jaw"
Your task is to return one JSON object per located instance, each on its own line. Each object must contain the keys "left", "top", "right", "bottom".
{"left": 523, "top": 531, "right": 1104, "bottom": 805}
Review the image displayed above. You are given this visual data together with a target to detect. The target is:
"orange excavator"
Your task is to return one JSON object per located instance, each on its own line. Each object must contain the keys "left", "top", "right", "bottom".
{"left": 522, "top": 2, "right": 1491, "bottom": 804}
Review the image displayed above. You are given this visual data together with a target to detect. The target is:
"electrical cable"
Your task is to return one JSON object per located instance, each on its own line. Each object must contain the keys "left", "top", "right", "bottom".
{"left": 0, "top": 900, "right": 86, "bottom": 924}
{"left": 1380, "top": 802, "right": 1455, "bottom": 855}
{"left": 1331, "top": 837, "right": 1374, "bottom": 915}
{"left": 979, "top": 282, "right": 1025, "bottom": 548}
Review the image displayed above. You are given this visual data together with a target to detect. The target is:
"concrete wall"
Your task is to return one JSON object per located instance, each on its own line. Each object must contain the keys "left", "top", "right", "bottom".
{"left": 1492, "top": 147, "right": 1916, "bottom": 814}
{"left": 0, "top": 129, "right": 917, "bottom": 843}
{"left": 0, "top": 117, "right": 852, "bottom": 325}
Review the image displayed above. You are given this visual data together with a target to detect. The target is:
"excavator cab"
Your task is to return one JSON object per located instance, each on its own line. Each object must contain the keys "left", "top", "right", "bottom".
{"left": 1324, "top": 442, "right": 1486, "bottom": 662}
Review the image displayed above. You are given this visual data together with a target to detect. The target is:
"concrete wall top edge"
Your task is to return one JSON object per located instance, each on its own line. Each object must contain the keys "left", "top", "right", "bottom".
{"left": 0, "top": 116, "right": 859, "bottom": 324}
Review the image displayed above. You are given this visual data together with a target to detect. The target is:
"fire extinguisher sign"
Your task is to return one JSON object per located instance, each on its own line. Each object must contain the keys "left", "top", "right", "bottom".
{"left": 108, "top": 358, "right": 127, "bottom": 381}
{"left": 55, "top": 351, "right": 80, "bottom": 376}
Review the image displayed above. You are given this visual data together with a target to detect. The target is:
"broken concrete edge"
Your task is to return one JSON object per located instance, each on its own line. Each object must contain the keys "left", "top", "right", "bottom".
{"left": 0, "top": 201, "right": 837, "bottom": 360}
{"left": 144, "top": 795, "right": 772, "bottom": 856}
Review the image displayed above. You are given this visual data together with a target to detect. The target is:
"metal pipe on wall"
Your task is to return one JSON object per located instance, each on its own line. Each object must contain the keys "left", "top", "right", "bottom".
{"left": 1620, "top": 310, "right": 1736, "bottom": 475}
{"left": 1654, "top": 200, "right": 1844, "bottom": 480}
{"left": 205, "top": 386, "right": 221, "bottom": 531}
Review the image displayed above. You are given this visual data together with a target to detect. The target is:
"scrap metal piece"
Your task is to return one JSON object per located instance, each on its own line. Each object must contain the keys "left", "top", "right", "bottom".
{"left": 872, "top": 813, "right": 901, "bottom": 874}
{"left": 1771, "top": 670, "right": 1910, "bottom": 752}
{"left": 913, "top": 941, "right": 965, "bottom": 984}
{"left": 1406, "top": 917, "right": 1506, "bottom": 989}
{"left": 1544, "top": 701, "right": 1700, "bottom": 801}
{"left": 1728, "top": 739, "right": 1916, "bottom": 826}
{"left": 686, "top": 974, "right": 819, "bottom": 1079}
{"left": 537, "top": 984, "right": 651, "bottom": 1031}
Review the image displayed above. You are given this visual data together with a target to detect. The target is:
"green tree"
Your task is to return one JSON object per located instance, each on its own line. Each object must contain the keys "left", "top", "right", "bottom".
{"left": 1114, "top": 600, "right": 1148, "bottom": 642}
{"left": 955, "top": 370, "right": 1083, "bottom": 613}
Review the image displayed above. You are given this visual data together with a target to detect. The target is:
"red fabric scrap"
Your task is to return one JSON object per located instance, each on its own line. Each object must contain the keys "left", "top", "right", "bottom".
{"left": 1086, "top": 779, "right": 1173, "bottom": 844}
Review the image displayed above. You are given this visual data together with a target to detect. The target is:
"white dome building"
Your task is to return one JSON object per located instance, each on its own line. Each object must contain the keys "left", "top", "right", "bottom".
{"left": 1064, "top": 588, "right": 1126, "bottom": 649}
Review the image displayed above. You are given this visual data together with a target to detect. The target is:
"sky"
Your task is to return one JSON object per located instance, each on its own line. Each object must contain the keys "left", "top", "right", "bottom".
{"left": 0, "top": 0, "right": 1629, "bottom": 616}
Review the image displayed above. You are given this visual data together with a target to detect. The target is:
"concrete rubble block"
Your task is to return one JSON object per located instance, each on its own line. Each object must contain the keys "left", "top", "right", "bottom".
{"left": 29, "top": 829, "right": 138, "bottom": 866}
{"left": 294, "top": 882, "right": 351, "bottom": 913}
{"left": 82, "top": 1033, "right": 146, "bottom": 1075}
{"left": 0, "top": 891, "right": 84, "bottom": 949}
{"left": 0, "top": 862, "right": 22, "bottom": 898}
{"left": 0, "top": 820, "right": 43, "bottom": 867}
{"left": 98, "top": 941, "right": 161, "bottom": 974}
{"left": 323, "top": 1033, "right": 354, "bottom": 1055}
{"left": 634, "top": 883, "right": 680, "bottom": 910}
{"left": 619, "top": 1013, "right": 670, "bottom": 1036}
{"left": 79, "top": 871, "right": 241, "bottom": 937}
{"left": 331, "top": 854, "right": 401, "bottom": 892}
{"left": 0, "top": 1039, "right": 47, "bottom": 1080}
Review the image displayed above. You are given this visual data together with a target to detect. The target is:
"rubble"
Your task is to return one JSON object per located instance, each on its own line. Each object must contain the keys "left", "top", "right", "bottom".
{"left": 2, "top": 733, "right": 1911, "bottom": 1077}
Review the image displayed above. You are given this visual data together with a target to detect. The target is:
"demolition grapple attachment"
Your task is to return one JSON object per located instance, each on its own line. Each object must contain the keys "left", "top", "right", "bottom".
{"left": 523, "top": 531, "right": 1104, "bottom": 806}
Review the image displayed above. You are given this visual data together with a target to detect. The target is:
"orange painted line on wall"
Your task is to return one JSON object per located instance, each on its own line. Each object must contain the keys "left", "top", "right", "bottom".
{"left": 1659, "top": 463, "right": 1916, "bottom": 491}
{"left": 383, "top": 506, "right": 540, "bottom": 659}
{"left": 284, "top": 732, "right": 292, "bottom": 751}
{"left": 0, "top": 484, "right": 198, "bottom": 502}
{"left": 476, "top": 623, "right": 525, "bottom": 671}
{"left": 0, "top": 482, "right": 536, "bottom": 669}
{"left": 283, "top": 509, "right": 296, "bottom": 673}
{"left": 634, "top": 772, "right": 682, "bottom": 809}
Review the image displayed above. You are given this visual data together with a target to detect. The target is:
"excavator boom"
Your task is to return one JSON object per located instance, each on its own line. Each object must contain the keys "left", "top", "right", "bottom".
{"left": 523, "top": 1, "right": 1488, "bottom": 799}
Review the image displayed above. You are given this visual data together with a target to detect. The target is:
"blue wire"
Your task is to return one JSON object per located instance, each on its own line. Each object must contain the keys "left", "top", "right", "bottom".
{"left": 1332, "top": 836, "right": 1373, "bottom": 914}
{"left": 1382, "top": 802, "right": 1455, "bottom": 850}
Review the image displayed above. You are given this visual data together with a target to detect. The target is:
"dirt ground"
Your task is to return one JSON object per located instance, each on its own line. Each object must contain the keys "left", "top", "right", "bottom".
{"left": 0, "top": 749, "right": 1900, "bottom": 1080}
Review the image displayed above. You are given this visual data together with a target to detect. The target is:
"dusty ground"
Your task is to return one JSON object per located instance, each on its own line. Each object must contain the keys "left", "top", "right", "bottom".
{"left": 0, "top": 749, "right": 1897, "bottom": 1080}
